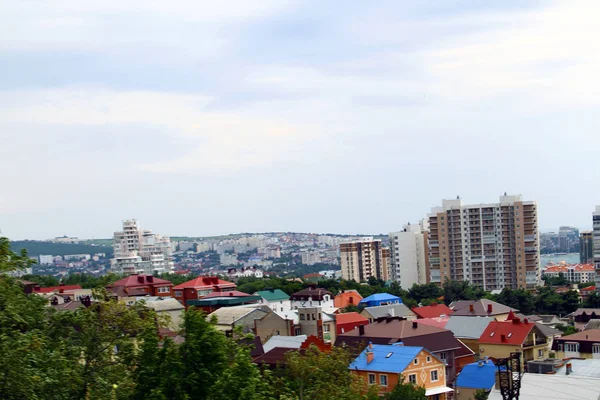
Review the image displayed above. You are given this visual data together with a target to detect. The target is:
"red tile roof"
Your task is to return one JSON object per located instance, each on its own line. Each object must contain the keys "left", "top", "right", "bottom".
{"left": 544, "top": 263, "right": 595, "bottom": 273}
{"left": 35, "top": 284, "right": 82, "bottom": 293}
{"left": 336, "top": 312, "right": 369, "bottom": 325}
{"left": 412, "top": 303, "right": 453, "bottom": 318}
{"left": 112, "top": 274, "right": 173, "bottom": 287}
{"left": 414, "top": 316, "right": 450, "bottom": 329}
{"left": 173, "top": 276, "right": 236, "bottom": 290}
{"left": 479, "top": 318, "right": 535, "bottom": 345}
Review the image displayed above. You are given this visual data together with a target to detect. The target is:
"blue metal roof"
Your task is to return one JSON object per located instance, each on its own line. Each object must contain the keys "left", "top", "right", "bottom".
{"left": 359, "top": 293, "right": 402, "bottom": 304}
{"left": 456, "top": 360, "right": 496, "bottom": 389}
{"left": 349, "top": 344, "right": 423, "bottom": 373}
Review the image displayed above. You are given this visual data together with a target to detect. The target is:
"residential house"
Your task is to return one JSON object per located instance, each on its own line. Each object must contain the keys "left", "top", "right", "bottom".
{"left": 172, "top": 276, "right": 236, "bottom": 308}
{"left": 254, "top": 288, "right": 291, "bottom": 313}
{"left": 253, "top": 335, "right": 309, "bottom": 368}
{"left": 263, "top": 334, "right": 308, "bottom": 353}
{"left": 413, "top": 303, "right": 454, "bottom": 319}
{"left": 361, "top": 303, "right": 416, "bottom": 323}
{"left": 350, "top": 343, "right": 453, "bottom": 399}
{"left": 450, "top": 299, "right": 517, "bottom": 320}
{"left": 107, "top": 274, "right": 174, "bottom": 299}
{"left": 297, "top": 306, "right": 337, "bottom": 343}
{"left": 289, "top": 286, "right": 334, "bottom": 310}
{"left": 359, "top": 293, "right": 402, "bottom": 308}
{"left": 137, "top": 297, "right": 185, "bottom": 330}
{"left": 552, "top": 329, "right": 600, "bottom": 359}
{"left": 336, "top": 319, "right": 475, "bottom": 385}
{"left": 455, "top": 359, "right": 496, "bottom": 400}
{"left": 186, "top": 291, "right": 262, "bottom": 313}
{"left": 478, "top": 317, "right": 549, "bottom": 368}
{"left": 254, "top": 306, "right": 337, "bottom": 343}
{"left": 567, "top": 308, "right": 600, "bottom": 331}
{"left": 334, "top": 290, "right": 363, "bottom": 309}
{"left": 207, "top": 306, "right": 270, "bottom": 335}
{"left": 336, "top": 312, "right": 369, "bottom": 335}
{"left": 445, "top": 316, "right": 495, "bottom": 358}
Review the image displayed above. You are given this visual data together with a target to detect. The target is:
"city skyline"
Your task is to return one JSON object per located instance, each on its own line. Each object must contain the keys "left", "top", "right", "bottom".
{"left": 3, "top": 1, "right": 600, "bottom": 240}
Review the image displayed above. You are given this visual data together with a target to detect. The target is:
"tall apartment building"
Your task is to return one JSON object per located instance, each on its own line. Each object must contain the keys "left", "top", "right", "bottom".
{"left": 111, "top": 219, "right": 174, "bottom": 275}
{"left": 580, "top": 231, "right": 594, "bottom": 263}
{"left": 340, "top": 238, "right": 390, "bottom": 282}
{"left": 593, "top": 206, "right": 600, "bottom": 290}
{"left": 427, "top": 194, "right": 540, "bottom": 290}
{"left": 389, "top": 221, "right": 429, "bottom": 289}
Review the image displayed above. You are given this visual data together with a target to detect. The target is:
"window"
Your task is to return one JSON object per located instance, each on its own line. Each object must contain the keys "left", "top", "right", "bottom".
{"left": 565, "top": 343, "right": 579, "bottom": 353}
{"left": 408, "top": 374, "right": 417, "bottom": 384}
{"left": 427, "top": 356, "right": 431, "bottom": 363}
{"left": 300, "top": 314, "right": 305, "bottom": 321}
{"left": 323, "top": 324, "right": 330, "bottom": 333}
{"left": 368, "top": 374, "right": 376, "bottom": 385}
{"left": 380, "top": 375, "right": 388, "bottom": 387}
{"left": 174, "top": 290, "right": 182, "bottom": 297}
{"left": 413, "top": 358, "right": 418, "bottom": 365}
{"left": 294, "top": 327, "right": 302, "bottom": 335}
{"left": 158, "top": 286, "right": 170, "bottom": 293}
{"left": 440, "top": 352, "right": 447, "bottom": 364}
{"left": 538, "top": 349, "right": 544, "bottom": 357}
{"left": 593, "top": 345, "right": 600, "bottom": 354}
{"left": 431, "top": 370, "right": 439, "bottom": 382}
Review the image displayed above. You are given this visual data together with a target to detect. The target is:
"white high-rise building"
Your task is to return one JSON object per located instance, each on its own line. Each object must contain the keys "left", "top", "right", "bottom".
{"left": 111, "top": 219, "right": 174, "bottom": 275}
{"left": 340, "top": 238, "right": 390, "bottom": 282}
{"left": 389, "top": 221, "right": 429, "bottom": 289}
{"left": 593, "top": 206, "right": 600, "bottom": 290}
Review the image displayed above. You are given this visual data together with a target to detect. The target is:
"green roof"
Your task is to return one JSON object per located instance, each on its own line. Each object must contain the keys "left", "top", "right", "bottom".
{"left": 255, "top": 289, "right": 290, "bottom": 302}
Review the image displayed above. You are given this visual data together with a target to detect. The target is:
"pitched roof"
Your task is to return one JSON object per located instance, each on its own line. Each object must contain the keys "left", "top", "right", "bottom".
{"left": 349, "top": 344, "right": 424, "bottom": 373}
{"left": 362, "top": 303, "right": 415, "bottom": 319}
{"left": 263, "top": 335, "right": 308, "bottom": 353}
{"left": 445, "top": 316, "right": 495, "bottom": 339}
{"left": 451, "top": 299, "right": 516, "bottom": 317}
{"left": 479, "top": 319, "right": 536, "bottom": 345}
{"left": 584, "top": 320, "right": 600, "bottom": 330}
{"left": 207, "top": 307, "right": 267, "bottom": 326}
{"left": 336, "top": 319, "right": 462, "bottom": 353}
{"left": 336, "top": 312, "right": 369, "bottom": 325}
{"left": 50, "top": 300, "right": 85, "bottom": 311}
{"left": 334, "top": 290, "right": 363, "bottom": 308}
{"left": 255, "top": 288, "right": 290, "bottom": 302}
{"left": 253, "top": 347, "right": 301, "bottom": 367}
{"left": 414, "top": 316, "right": 450, "bottom": 329}
{"left": 556, "top": 329, "right": 600, "bottom": 342}
{"left": 359, "top": 293, "right": 402, "bottom": 304}
{"left": 173, "top": 276, "right": 235, "bottom": 290}
{"left": 289, "top": 287, "right": 332, "bottom": 301}
{"left": 535, "top": 323, "right": 561, "bottom": 337}
{"left": 456, "top": 360, "right": 496, "bottom": 389}
{"left": 35, "top": 284, "right": 83, "bottom": 293}
{"left": 412, "top": 303, "right": 453, "bottom": 318}
{"left": 143, "top": 298, "right": 185, "bottom": 312}
{"left": 568, "top": 308, "right": 600, "bottom": 317}
{"left": 112, "top": 274, "right": 172, "bottom": 288}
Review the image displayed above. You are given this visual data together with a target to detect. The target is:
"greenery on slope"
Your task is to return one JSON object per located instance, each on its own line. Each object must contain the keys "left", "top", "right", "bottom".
{"left": 10, "top": 240, "right": 113, "bottom": 257}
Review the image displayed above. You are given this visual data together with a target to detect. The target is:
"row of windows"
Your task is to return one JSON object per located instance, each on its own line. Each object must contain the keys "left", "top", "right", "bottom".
{"left": 367, "top": 369, "right": 439, "bottom": 387}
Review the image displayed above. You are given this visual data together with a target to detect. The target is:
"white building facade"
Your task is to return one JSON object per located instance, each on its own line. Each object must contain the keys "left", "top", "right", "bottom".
{"left": 594, "top": 206, "right": 600, "bottom": 290}
{"left": 389, "top": 222, "right": 429, "bottom": 289}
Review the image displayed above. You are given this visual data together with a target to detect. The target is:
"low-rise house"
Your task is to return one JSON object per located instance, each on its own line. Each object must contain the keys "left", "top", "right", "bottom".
{"left": 455, "top": 359, "right": 495, "bottom": 400}
{"left": 207, "top": 306, "right": 270, "bottom": 335}
{"left": 450, "top": 299, "right": 516, "bottom": 321}
{"left": 336, "top": 318, "right": 475, "bottom": 385}
{"left": 108, "top": 274, "right": 174, "bottom": 299}
{"left": 536, "top": 314, "right": 561, "bottom": 327}
{"left": 361, "top": 303, "right": 416, "bottom": 323}
{"left": 412, "top": 303, "right": 453, "bottom": 319}
{"left": 254, "top": 288, "right": 291, "bottom": 313}
{"left": 478, "top": 316, "right": 549, "bottom": 368}
{"left": 567, "top": 308, "right": 600, "bottom": 331}
{"left": 552, "top": 329, "right": 600, "bottom": 359}
{"left": 334, "top": 290, "right": 363, "bottom": 309}
{"left": 255, "top": 310, "right": 298, "bottom": 341}
{"left": 263, "top": 334, "right": 308, "bottom": 353}
{"left": 445, "top": 316, "right": 495, "bottom": 357}
{"left": 254, "top": 306, "right": 337, "bottom": 343}
{"left": 289, "top": 286, "right": 334, "bottom": 310}
{"left": 172, "top": 276, "right": 236, "bottom": 308}
{"left": 336, "top": 312, "right": 369, "bottom": 335}
{"left": 359, "top": 293, "right": 402, "bottom": 308}
{"left": 138, "top": 297, "right": 185, "bottom": 330}
{"left": 187, "top": 291, "right": 262, "bottom": 313}
{"left": 350, "top": 343, "right": 453, "bottom": 399}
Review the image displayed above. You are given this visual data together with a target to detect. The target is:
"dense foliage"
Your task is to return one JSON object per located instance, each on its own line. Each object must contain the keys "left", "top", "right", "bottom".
{"left": 10, "top": 240, "right": 113, "bottom": 257}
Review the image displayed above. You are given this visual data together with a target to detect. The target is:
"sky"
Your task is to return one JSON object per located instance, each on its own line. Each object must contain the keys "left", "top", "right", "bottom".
{"left": 2, "top": 0, "right": 600, "bottom": 240}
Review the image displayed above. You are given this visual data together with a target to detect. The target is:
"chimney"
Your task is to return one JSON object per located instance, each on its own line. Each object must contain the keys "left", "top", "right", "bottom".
{"left": 81, "top": 296, "right": 92, "bottom": 308}
{"left": 487, "top": 304, "right": 493, "bottom": 313}
{"left": 566, "top": 363, "right": 572, "bottom": 375}
{"left": 367, "top": 350, "right": 374, "bottom": 364}
{"left": 138, "top": 276, "right": 144, "bottom": 283}
{"left": 469, "top": 304, "right": 474, "bottom": 313}
{"left": 389, "top": 308, "right": 395, "bottom": 317}
{"left": 229, "top": 292, "right": 233, "bottom": 296}
{"left": 359, "top": 325, "right": 365, "bottom": 336}
{"left": 524, "top": 318, "right": 529, "bottom": 324}
{"left": 412, "top": 321, "right": 418, "bottom": 329}
{"left": 147, "top": 276, "right": 154, "bottom": 283}
{"left": 512, "top": 318, "right": 520, "bottom": 324}
{"left": 501, "top": 334, "right": 506, "bottom": 342}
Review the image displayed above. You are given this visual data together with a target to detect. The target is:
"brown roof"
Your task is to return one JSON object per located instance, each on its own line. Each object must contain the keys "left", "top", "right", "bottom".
{"left": 554, "top": 329, "right": 600, "bottom": 342}
{"left": 568, "top": 308, "right": 600, "bottom": 317}
{"left": 335, "top": 319, "right": 463, "bottom": 354}
{"left": 108, "top": 286, "right": 148, "bottom": 298}
{"left": 289, "top": 287, "right": 333, "bottom": 301}
{"left": 50, "top": 301, "right": 84, "bottom": 311}
{"left": 451, "top": 299, "right": 516, "bottom": 317}
{"left": 253, "top": 347, "right": 304, "bottom": 368}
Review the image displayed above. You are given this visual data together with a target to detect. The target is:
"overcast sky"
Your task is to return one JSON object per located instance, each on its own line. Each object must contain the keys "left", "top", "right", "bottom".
{"left": 2, "top": 1, "right": 600, "bottom": 240}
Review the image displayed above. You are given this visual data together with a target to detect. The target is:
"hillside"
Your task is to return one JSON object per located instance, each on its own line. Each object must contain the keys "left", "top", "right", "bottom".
{"left": 11, "top": 240, "right": 113, "bottom": 257}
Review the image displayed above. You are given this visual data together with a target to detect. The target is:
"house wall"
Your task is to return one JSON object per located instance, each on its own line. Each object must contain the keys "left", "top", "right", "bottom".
{"left": 456, "top": 387, "right": 480, "bottom": 400}
{"left": 353, "top": 349, "right": 448, "bottom": 398}
{"left": 492, "top": 313, "right": 510, "bottom": 321}
{"left": 337, "top": 320, "right": 369, "bottom": 335}
{"left": 460, "top": 339, "right": 481, "bottom": 358}
{"left": 479, "top": 343, "right": 549, "bottom": 368}
{"left": 360, "top": 309, "right": 416, "bottom": 323}
{"left": 255, "top": 312, "right": 294, "bottom": 342}
{"left": 323, "top": 321, "right": 336, "bottom": 344}
{"left": 262, "top": 298, "right": 292, "bottom": 313}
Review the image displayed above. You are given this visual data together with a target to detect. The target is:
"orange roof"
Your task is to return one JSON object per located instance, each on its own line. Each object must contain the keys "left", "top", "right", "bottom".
{"left": 173, "top": 276, "right": 236, "bottom": 290}
{"left": 334, "top": 290, "right": 363, "bottom": 308}
{"left": 412, "top": 303, "right": 453, "bottom": 318}
{"left": 544, "top": 263, "right": 595, "bottom": 272}
{"left": 335, "top": 312, "right": 369, "bottom": 325}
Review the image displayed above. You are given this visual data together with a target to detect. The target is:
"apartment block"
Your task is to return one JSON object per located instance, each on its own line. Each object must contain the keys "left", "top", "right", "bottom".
{"left": 340, "top": 238, "right": 390, "bottom": 282}
{"left": 581, "top": 231, "right": 594, "bottom": 264}
{"left": 389, "top": 221, "right": 429, "bottom": 288}
{"left": 594, "top": 206, "right": 600, "bottom": 290}
{"left": 111, "top": 219, "right": 174, "bottom": 275}
{"left": 427, "top": 194, "right": 539, "bottom": 290}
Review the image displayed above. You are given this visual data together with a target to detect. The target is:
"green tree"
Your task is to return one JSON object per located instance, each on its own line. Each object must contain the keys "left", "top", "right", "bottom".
{"left": 555, "top": 323, "right": 578, "bottom": 335}
{"left": 409, "top": 283, "right": 443, "bottom": 304}
{"left": 474, "top": 388, "right": 490, "bottom": 400}
{"left": 383, "top": 377, "right": 427, "bottom": 400}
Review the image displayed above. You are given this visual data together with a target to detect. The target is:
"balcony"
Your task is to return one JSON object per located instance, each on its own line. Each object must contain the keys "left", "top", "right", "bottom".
{"left": 523, "top": 338, "right": 547, "bottom": 348}
{"left": 524, "top": 235, "right": 536, "bottom": 242}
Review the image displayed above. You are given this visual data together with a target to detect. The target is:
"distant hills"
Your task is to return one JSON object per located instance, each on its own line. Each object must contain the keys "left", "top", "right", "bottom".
{"left": 10, "top": 240, "right": 113, "bottom": 258}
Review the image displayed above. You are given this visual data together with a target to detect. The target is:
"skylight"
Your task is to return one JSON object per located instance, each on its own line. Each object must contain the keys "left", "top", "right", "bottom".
{"left": 490, "top": 332, "right": 495, "bottom": 336}
{"left": 507, "top": 333, "right": 512, "bottom": 338}
{"left": 386, "top": 352, "right": 394, "bottom": 358}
